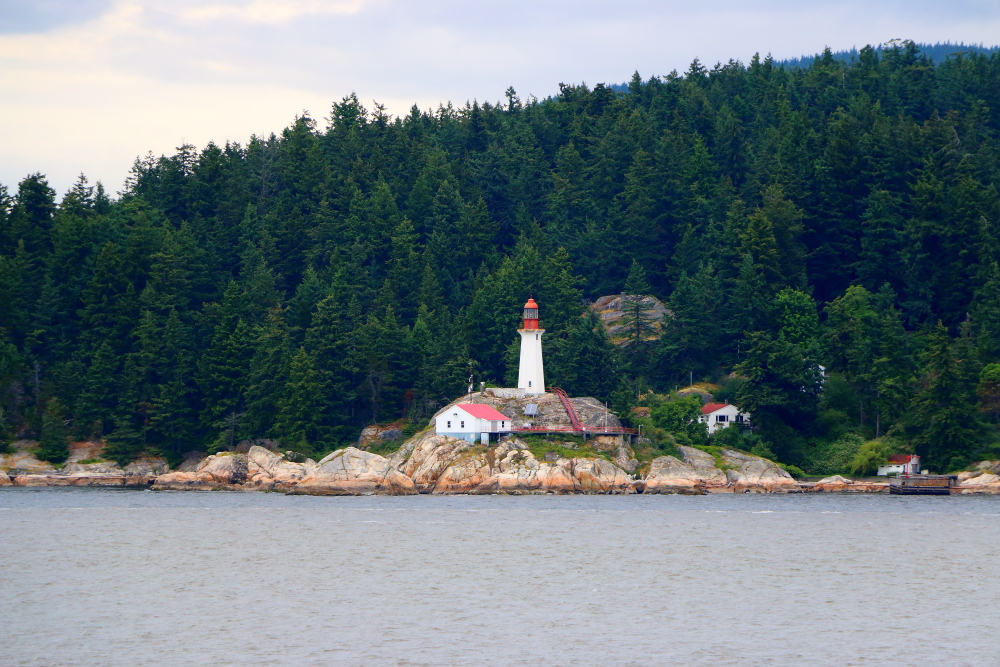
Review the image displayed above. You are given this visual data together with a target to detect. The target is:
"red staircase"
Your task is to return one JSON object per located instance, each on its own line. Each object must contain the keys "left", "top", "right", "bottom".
{"left": 550, "top": 387, "right": 584, "bottom": 432}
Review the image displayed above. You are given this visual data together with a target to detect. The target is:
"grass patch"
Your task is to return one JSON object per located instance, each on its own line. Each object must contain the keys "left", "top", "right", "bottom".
{"left": 77, "top": 458, "right": 106, "bottom": 465}
{"left": 691, "top": 445, "right": 739, "bottom": 472}
{"left": 364, "top": 420, "right": 432, "bottom": 457}
{"left": 516, "top": 434, "right": 615, "bottom": 463}
{"left": 364, "top": 437, "right": 407, "bottom": 457}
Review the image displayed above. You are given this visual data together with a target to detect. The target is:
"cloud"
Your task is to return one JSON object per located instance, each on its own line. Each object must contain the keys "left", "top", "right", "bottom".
{"left": 1, "top": 0, "right": 999, "bottom": 196}
{"left": 177, "top": 0, "right": 369, "bottom": 24}
{"left": 0, "top": 0, "right": 115, "bottom": 34}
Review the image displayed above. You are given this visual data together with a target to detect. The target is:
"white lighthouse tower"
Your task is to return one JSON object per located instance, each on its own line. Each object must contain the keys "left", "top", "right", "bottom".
{"left": 517, "top": 298, "right": 545, "bottom": 395}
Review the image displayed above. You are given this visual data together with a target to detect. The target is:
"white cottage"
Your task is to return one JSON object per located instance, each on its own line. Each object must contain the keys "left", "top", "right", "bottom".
{"left": 877, "top": 454, "right": 921, "bottom": 476}
{"left": 698, "top": 402, "right": 750, "bottom": 435}
{"left": 435, "top": 404, "right": 512, "bottom": 443}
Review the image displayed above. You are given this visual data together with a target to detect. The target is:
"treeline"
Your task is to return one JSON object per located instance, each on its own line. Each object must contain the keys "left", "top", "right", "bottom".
{"left": 2, "top": 40, "right": 1000, "bottom": 471}
{"left": 776, "top": 41, "right": 1000, "bottom": 70}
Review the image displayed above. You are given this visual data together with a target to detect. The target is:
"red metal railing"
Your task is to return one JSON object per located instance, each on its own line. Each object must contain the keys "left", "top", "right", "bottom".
{"left": 551, "top": 387, "right": 584, "bottom": 431}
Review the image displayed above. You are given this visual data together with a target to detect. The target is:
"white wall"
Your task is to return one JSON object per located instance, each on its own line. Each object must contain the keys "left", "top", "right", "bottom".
{"left": 517, "top": 328, "right": 546, "bottom": 395}
{"left": 700, "top": 405, "right": 750, "bottom": 435}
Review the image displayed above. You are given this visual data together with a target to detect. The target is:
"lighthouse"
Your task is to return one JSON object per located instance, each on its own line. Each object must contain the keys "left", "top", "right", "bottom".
{"left": 517, "top": 298, "right": 545, "bottom": 395}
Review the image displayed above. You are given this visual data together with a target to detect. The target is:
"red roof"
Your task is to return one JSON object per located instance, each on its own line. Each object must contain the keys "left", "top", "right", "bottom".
{"left": 524, "top": 298, "right": 538, "bottom": 309}
{"left": 456, "top": 404, "right": 509, "bottom": 421}
{"left": 887, "top": 454, "right": 917, "bottom": 463}
{"left": 701, "top": 402, "right": 730, "bottom": 415}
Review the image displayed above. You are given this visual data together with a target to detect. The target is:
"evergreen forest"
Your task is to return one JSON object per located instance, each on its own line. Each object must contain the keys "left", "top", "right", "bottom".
{"left": 3, "top": 40, "right": 1000, "bottom": 473}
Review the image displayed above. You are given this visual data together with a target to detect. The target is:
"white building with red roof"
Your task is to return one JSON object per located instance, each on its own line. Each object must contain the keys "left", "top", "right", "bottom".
{"left": 877, "top": 454, "right": 921, "bottom": 476}
{"left": 435, "top": 403, "right": 512, "bottom": 444}
{"left": 698, "top": 402, "right": 750, "bottom": 435}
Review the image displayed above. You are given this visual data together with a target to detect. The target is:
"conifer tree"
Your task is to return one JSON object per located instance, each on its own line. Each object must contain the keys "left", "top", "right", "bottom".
{"left": 622, "top": 259, "right": 654, "bottom": 348}
{"left": 244, "top": 309, "right": 291, "bottom": 438}
{"left": 73, "top": 342, "right": 119, "bottom": 439}
{"left": 37, "top": 398, "right": 70, "bottom": 463}
{"left": 275, "top": 347, "right": 328, "bottom": 455}
{"left": 910, "top": 322, "right": 983, "bottom": 470}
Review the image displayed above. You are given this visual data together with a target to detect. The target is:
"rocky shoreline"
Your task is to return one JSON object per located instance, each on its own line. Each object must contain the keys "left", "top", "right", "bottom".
{"left": 4, "top": 433, "right": 1000, "bottom": 495}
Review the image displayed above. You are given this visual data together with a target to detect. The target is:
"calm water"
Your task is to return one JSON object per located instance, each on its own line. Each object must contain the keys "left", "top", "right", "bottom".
{"left": 1, "top": 489, "right": 998, "bottom": 666}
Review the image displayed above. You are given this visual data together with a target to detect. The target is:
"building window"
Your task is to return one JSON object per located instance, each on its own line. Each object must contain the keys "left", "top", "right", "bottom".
{"left": 460, "top": 420, "right": 465, "bottom": 428}
{"left": 735, "top": 415, "right": 744, "bottom": 422}
{"left": 717, "top": 415, "right": 727, "bottom": 422}
{"left": 446, "top": 421, "right": 451, "bottom": 428}
{"left": 536, "top": 334, "right": 539, "bottom": 340}
{"left": 528, "top": 381, "right": 532, "bottom": 387}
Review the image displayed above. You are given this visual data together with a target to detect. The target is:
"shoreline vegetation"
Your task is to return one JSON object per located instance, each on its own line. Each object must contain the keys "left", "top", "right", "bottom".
{"left": 4, "top": 39, "right": 1000, "bottom": 476}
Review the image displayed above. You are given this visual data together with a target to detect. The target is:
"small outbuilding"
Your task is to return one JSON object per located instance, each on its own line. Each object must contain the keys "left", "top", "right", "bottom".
{"left": 877, "top": 454, "right": 921, "bottom": 476}
{"left": 435, "top": 404, "right": 512, "bottom": 444}
{"left": 698, "top": 402, "right": 750, "bottom": 435}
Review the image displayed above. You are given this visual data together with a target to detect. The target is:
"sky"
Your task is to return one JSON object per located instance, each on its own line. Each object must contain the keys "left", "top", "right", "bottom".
{"left": 2, "top": 0, "right": 1000, "bottom": 198}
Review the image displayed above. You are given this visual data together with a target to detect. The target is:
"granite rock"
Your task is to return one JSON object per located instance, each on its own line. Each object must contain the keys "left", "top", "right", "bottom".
{"left": 412, "top": 437, "right": 635, "bottom": 495}
{"left": 645, "top": 446, "right": 798, "bottom": 493}
{"left": 955, "top": 471, "right": 1000, "bottom": 494}
{"left": 290, "top": 447, "right": 416, "bottom": 496}
{"left": 806, "top": 475, "right": 889, "bottom": 493}
{"left": 246, "top": 446, "right": 316, "bottom": 490}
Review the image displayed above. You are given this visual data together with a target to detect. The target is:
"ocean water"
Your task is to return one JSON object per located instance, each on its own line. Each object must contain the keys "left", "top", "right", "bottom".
{"left": 1, "top": 489, "right": 998, "bottom": 666}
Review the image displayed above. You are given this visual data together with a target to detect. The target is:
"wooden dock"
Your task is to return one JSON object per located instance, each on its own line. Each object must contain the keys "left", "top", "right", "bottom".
{"left": 888, "top": 474, "right": 956, "bottom": 495}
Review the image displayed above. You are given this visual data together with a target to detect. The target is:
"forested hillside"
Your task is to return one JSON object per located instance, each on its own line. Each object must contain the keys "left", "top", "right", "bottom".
{"left": 3, "top": 40, "right": 1000, "bottom": 471}
{"left": 776, "top": 40, "right": 999, "bottom": 69}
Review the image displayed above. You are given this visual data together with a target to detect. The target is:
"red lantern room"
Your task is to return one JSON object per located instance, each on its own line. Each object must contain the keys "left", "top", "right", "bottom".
{"left": 522, "top": 298, "right": 539, "bottom": 330}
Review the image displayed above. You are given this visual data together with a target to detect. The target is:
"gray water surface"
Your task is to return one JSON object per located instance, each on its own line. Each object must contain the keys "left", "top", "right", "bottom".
{"left": 2, "top": 489, "right": 998, "bottom": 666}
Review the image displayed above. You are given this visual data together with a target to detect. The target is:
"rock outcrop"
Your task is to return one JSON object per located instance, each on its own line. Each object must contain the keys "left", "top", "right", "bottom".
{"left": 290, "top": 447, "right": 416, "bottom": 495}
{"left": 153, "top": 453, "right": 249, "bottom": 490}
{"left": 719, "top": 449, "right": 800, "bottom": 492}
{"left": 954, "top": 471, "right": 1000, "bottom": 494}
{"left": 0, "top": 441, "right": 173, "bottom": 487}
{"left": 245, "top": 446, "right": 316, "bottom": 490}
{"left": 642, "top": 455, "right": 718, "bottom": 493}
{"left": 357, "top": 421, "right": 405, "bottom": 449}
{"left": 1, "top": 450, "right": 58, "bottom": 475}
{"left": 391, "top": 434, "right": 634, "bottom": 494}
{"left": 590, "top": 294, "right": 671, "bottom": 345}
{"left": 155, "top": 446, "right": 417, "bottom": 494}
{"left": 643, "top": 445, "right": 798, "bottom": 493}
{"left": 802, "top": 475, "right": 889, "bottom": 493}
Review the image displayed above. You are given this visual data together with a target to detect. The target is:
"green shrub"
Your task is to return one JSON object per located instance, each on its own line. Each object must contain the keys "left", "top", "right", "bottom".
{"left": 749, "top": 440, "right": 777, "bottom": 460}
{"left": 779, "top": 463, "right": 806, "bottom": 478}
{"left": 847, "top": 437, "right": 905, "bottom": 475}
{"left": 804, "top": 432, "right": 865, "bottom": 474}
{"left": 649, "top": 393, "right": 708, "bottom": 445}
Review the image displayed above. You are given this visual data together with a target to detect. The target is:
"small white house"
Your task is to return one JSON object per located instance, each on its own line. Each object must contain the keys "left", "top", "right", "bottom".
{"left": 877, "top": 454, "right": 920, "bottom": 476}
{"left": 435, "top": 404, "right": 512, "bottom": 444}
{"left": 698, "top": 402, "right": 750, "bottom": 435}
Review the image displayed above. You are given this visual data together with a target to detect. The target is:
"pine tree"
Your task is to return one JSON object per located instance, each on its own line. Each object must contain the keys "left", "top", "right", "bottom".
{"left": 622, "top": 260, "right": 654, "bottom": 345}
{"left": 275, "top": 347, "right": 329, "bottom": 455}
{"left": 560, "top": 311, "right": 620, "bottom": 401}
{"left": 244, "top": 309, "right": 291, "bottom": 438}
{"left": 656, "top": 264, "right": 720, "bottom": 386}
{"left": 910, "top": 322, "right": 983, "bottom": 470}
{"left": 37, "top": 398, "right": 70, "bottom": 463}
{"left": 147, "top": 309, "right": 197, "bottom": 456}
{"left": 73, "top": 342, "right": 119, "bottom": 439}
